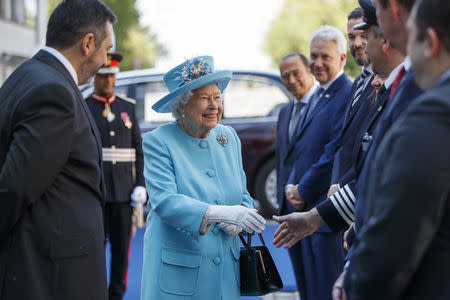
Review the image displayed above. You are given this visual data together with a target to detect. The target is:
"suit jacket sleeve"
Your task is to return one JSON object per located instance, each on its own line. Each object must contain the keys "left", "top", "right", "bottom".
{"left": 346, "top": 95, "right": 450, "bottom": 300}
{"left": 0, "top": 83, "right": 75, "bottom": 240}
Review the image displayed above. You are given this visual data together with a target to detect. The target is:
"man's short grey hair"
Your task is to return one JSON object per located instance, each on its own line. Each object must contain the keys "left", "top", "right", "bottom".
{"left": 310, "top": 25, "right": 348, "bottom": 55}
{"left": 170, "top": 91, "right": 193, "bottom": 120}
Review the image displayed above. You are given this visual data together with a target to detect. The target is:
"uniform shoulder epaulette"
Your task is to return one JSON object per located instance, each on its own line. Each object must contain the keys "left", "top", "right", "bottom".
{"left": 116, "top": 93, "right": 136, "bottom": 105}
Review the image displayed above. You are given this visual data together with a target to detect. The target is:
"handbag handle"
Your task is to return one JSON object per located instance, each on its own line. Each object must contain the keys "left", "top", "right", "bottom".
{"left": 239, "top": 232, "right": 266, "bottom": 249}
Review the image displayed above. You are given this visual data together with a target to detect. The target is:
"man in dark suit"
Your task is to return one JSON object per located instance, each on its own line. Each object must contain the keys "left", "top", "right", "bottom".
{"left": 272, "top": 6, "right": 377, "bottom": 247}
{"left": 86, "top": 53, "right": 145, "bottom": 300}
{"left": 346, "top": 0, "right": 450, "bottom": 298}
{"left": 0, "top": 1, "right": 116, "bottom": 299}
{"left": 335, "top": 0, "right": 423, "bottom": 298}
{"left": 276, "top": 52, "right": 318, "bottom": 294}
{"left": 276, "top": 25, "right": 352, "bottom": 300}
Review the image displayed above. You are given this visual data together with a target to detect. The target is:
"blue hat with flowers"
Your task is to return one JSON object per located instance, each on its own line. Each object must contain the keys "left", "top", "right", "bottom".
{"left": 152, "top": 56, "right": 232, "bottom": 113}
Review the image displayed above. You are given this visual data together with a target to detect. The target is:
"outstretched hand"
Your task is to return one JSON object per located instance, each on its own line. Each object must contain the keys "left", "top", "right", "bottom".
{"left": 272, "top": 208, "right": 325, "bottom": 248}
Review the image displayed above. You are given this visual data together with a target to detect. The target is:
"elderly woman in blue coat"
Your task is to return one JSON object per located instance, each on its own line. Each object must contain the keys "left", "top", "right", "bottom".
{"left": 140, "top": 56, "right": 266, "bottom": 300}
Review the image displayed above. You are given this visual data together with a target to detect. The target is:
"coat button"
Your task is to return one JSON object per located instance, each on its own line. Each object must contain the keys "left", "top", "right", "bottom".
{"left": 199, "top": 141, "right": 208, "bottom": 148}
{"left": 110, "top": 131, "right": 115, "bottom": 136}
{"left": 213, "top": 257, "right": 221, "bottom": 265}
{"left": 207, "top": 169, "right": 215, "bottom": 177}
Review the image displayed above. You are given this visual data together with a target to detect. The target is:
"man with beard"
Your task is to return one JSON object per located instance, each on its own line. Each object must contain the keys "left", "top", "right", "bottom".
{"left": 0, "top": 1, "right": 116, "bottom": 299}
{"left": 273, "top": 7, "right": 375, "bottom": 247}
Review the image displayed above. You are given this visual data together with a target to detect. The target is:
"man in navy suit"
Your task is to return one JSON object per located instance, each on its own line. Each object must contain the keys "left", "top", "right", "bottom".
{"left": 0, "top": 1, "right": 116, "bottom": 299}
{"left": 276, "top": 52, "right": 318, "bottom": 295}
{"left": 335, "top": 0, "right": 423, "bottom": 298}
{"left": 345, "top": 0, "right": 450, "bottom": 298}
{"left": 272, "top": 7, "right": 376, "bottom": 247}
{"left": 275, "top": 25, "right": 352, "bottom": 300}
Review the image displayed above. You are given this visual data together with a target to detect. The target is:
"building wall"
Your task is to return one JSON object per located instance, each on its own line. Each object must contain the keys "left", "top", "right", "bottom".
{"left": 0, "top": 0, "right": 47, "bottom": 85}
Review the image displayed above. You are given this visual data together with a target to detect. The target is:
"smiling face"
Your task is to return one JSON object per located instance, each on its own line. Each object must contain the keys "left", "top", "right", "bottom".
{"left": 309, "top": 38, "right": 346, "bottom": 84}
{"left": 348, "top": 17, "right": 370, "bottom": 66}
{"left": 280, "top": 55, "right": 314, "bottom": 100}
{"left": 94, "top": 73, "right": 116, "bottom": 97}
{"left": 179, "top": 84, "right": 223, "bottom": 138}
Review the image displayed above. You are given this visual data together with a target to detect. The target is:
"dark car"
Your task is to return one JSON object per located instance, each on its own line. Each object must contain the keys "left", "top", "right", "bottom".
{"left": 81, "top": 69, "right": 290, "bottom": 217}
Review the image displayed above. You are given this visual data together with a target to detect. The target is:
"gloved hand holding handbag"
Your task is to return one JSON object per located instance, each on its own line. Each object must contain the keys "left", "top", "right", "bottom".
{"left": 207, "top": 205, "right": 266, "bottom": 233}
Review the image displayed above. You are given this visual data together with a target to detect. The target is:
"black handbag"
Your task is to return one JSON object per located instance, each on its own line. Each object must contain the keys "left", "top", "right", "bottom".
{"left": 239, "top": 232, "right": 283, "bottom": 296}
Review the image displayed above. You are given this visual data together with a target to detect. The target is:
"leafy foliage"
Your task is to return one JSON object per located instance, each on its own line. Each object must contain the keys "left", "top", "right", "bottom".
{"left": 47, "top": 0, "right": 166, "bottom": 71}
{"left": 265, "top": 0, "right": 361, "bottom": 78}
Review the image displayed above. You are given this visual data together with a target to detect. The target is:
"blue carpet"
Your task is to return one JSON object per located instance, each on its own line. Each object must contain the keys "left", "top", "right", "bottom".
{"left": 106, "top": 223, "right": 297, "bottom": 299}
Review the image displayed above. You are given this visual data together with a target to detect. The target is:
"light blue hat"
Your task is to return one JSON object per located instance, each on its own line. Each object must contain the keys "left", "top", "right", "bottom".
{"left": 152, "top": 56, "right": 232, "bottom": 113}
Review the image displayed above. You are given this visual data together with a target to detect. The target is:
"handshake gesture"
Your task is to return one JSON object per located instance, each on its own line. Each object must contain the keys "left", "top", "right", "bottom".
{"left": 207, "top": 205, "right": 266, "bottom": 235}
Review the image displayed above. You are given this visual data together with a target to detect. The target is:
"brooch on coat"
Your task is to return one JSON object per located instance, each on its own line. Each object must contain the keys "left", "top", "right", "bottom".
{"left": 121, "top": 112, "right": 133, "bottom": 129}
{"left": 216, "top": 133, "right": 228, "bottom": 147}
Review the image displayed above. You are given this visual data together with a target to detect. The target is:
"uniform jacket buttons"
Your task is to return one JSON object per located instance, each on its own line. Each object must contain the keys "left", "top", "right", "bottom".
{"left": 199, "top": 141, "right": 208, "bottom": 149}
{"left": 213, "top": 257, "right": 221, "bottom": 265}
{"left": 207, "top": 169, "right": 215, "bottom": 177}
{"left": 109, "top": 131, "right": 115, "bottom": 136}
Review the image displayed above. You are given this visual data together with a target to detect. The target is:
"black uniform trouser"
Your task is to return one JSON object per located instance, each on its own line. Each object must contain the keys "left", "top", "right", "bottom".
{"left": 104, "top": 202, "right": 133, "bottom": 300}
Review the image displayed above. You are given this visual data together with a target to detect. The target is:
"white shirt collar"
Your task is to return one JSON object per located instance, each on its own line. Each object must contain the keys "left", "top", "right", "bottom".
{"left": 42, "top": 46, "right": 78, "bottom": 85}
{"left": 320, "top": 70, "right": 344, "bottom": 91}
{"left": 384, "top": 60, "right": 406, "bottom": 89}
{"left": 294, "top": 81, "right": 320, "bottom": 105}
{"left": 404, "top": 56, "right": 411, "bottom": 71}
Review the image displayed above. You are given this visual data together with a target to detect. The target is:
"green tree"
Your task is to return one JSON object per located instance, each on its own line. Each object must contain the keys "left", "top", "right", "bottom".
{"left": 48, "top": 0, "right": 165, "bottom": 70}
{"left": 265, "top": 0, "right": 360, "bottom": 78}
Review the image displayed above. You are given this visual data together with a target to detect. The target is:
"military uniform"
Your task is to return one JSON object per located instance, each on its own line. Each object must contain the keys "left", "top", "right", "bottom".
{"left": 86, "top": 92, "right": 144, "bottom": 300}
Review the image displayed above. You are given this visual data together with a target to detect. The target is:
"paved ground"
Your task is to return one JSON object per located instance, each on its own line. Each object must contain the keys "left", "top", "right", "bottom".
{"left": 105, "top": 223, "right": 297, "bottom": 299}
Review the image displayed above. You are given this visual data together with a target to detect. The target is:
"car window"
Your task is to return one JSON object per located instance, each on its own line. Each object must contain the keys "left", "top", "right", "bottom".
{"left": 117, "top": 72, "right": 289, "bottom": 124}
{"left": 133, "top": 80, "right": 172, "bottom": 123}
{"left": 223, "top": 74, "right": 289, "bottom": 118}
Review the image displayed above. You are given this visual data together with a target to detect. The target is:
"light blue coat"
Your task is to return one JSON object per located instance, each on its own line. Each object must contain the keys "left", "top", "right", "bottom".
{"left": 140, "top": 122, "right": 254, "bottom": 300}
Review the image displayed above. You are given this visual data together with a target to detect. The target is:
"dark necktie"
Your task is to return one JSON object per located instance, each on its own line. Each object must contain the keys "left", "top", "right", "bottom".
{"left": 389, "top": 66, "right": 406, "bottom": 99}
{"left": 288, "top": 101, "right": 305, "bottom": 141}
{"left": 305, "top": 87, "right": 325, "bottom": 120}
{"left": 351, "top": 69, "right": 372, "bottom": 107}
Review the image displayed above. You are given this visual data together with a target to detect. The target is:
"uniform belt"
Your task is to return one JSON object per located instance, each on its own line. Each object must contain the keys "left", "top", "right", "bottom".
{"left": 102, "top": 147, "right": 136, "bottom": 162}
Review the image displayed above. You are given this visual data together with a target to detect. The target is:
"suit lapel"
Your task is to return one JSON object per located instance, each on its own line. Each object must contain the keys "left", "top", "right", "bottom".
{"left": 362, "top": 86, "right": 390, "bottom": 134}
{"left": 297, "top": 73, "right": 347, "bottom": 137}
{"left": 342, "top": 80, "right": 374, "bottom": 134}
{"left": 34, "top": 50, "right": 106, "bottom": 204}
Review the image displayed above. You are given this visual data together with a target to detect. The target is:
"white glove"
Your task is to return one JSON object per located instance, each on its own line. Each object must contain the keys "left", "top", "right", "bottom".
{"left": 216, "top": 222, "right": 242, "bottom": 235}
{"left": 207, "top": 205, "right": 266, "bottom": 233}
{"left": 130, "top": 186, "right": 147, "bottom": 208}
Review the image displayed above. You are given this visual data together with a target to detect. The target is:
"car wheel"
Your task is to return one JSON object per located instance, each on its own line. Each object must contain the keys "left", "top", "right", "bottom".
{"left": 253, "top": 157, "right": 278, "bottom": 218}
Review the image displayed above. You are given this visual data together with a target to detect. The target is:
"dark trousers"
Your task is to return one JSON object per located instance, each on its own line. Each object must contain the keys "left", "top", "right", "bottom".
{"left": 104, "top": 203, "right": 133, "bottom": 300}
{"left": 288, "top": 242, "right": 308, "bottom": 300}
